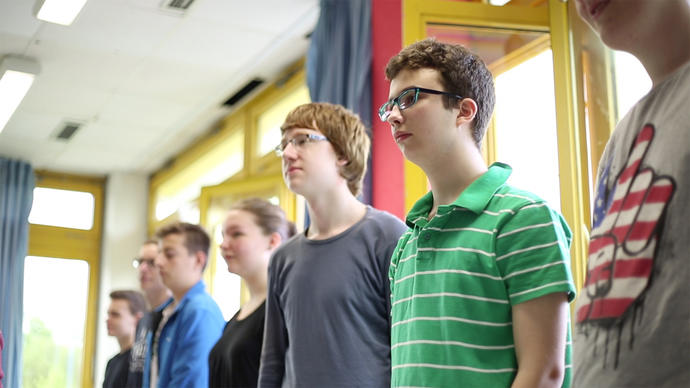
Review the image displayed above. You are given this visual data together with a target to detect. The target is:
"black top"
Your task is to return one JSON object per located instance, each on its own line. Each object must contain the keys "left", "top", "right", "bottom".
{"left": 103, "top": 348, "right": 131, "bottom": 388}
{"left": 208, "top": 302, "right": 265, "bottom": 388}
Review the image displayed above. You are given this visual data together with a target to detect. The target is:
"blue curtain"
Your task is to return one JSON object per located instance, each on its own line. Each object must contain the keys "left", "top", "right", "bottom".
{"left": 307, "top": 0, "right": 373, "bottom": 204}
{"left": 0, "top": 157, "right": 34, "bottom": 388}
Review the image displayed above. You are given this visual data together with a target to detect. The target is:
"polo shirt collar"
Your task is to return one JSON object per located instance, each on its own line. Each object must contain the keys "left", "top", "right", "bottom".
{"left": 405, "top": 162, "right": 512, "bottom": 227}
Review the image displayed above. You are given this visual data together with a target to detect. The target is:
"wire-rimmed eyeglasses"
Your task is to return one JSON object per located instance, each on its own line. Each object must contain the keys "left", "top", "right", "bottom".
{"left": 274, "top": 133, "right": 329, "bottom": 157}
{"left": 132, "top": 257, "right": 155, "bottom": 269}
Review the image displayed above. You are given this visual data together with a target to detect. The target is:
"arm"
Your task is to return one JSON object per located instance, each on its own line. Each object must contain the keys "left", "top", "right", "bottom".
{"left": 495, "top": 202, "right": 576, "bottom": 388}
{"left": 258, "top": 257, "right": 288, "bottom": 388}
{"left": 511, "top": 292, "right": 569, "bottom": 388}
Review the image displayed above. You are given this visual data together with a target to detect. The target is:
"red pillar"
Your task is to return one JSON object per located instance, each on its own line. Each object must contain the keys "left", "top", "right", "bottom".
{"left": 371, "top": 0, "right": 405, "bottom": 219}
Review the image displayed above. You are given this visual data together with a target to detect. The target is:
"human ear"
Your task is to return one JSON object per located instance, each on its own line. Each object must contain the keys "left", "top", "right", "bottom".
{"left": 268, "top": 232, "right": 282, "bottom": 250}
{"left": 195, "top": 251, "right": 207, "bottom": 270}
{"left": 456, "top": 98, "right": 477, "bottom": 126}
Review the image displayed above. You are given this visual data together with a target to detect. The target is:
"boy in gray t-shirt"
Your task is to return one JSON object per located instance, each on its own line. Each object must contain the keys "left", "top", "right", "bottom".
{"left": 258, "top": 103, "right": 407, "bottom": 387}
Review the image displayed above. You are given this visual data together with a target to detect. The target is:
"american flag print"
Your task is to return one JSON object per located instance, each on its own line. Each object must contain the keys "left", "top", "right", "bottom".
{"left": 577, "top": 124, "right": 675, "bottom": 325}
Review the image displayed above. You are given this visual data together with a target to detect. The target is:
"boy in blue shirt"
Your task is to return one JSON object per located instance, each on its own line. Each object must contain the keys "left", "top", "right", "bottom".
{"left": 142, "top": 222, "right": 224, "bottom": 388}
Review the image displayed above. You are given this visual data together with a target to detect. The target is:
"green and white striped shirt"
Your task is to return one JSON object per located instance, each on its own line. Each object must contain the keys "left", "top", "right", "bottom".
{"left": 390, "top": 163, "right": 576, "bottom": 387}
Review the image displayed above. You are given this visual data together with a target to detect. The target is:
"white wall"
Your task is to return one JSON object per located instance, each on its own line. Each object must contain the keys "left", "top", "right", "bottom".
{"left": 93, "top": 173, "right": 149, "bottom": 387}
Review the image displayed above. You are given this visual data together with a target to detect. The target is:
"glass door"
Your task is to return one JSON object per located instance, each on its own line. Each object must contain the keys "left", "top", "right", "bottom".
{"left": 22, "top": 257, "right": 90, "bottom": 388}
{"left": 25, "top": 172, "right": 104, "bottom": 388}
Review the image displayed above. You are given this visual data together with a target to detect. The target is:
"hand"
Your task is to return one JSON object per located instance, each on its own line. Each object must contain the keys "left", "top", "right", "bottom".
{"left": 577, "top": 125, "right": 674, "bottom": 325}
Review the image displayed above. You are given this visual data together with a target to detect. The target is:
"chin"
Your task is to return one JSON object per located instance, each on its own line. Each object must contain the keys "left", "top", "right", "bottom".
{"left": 286, "top": 184, "right": 309, "bottom": 198}
{"left": 401, "top": 149, "right": 424, "bottom": 169}
{"left": 227, "top": 264, "right": 242, "bottom": 276}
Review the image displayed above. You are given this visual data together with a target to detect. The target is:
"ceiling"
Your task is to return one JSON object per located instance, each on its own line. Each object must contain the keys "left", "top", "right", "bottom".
{"left": 0, "top": 0, "right": 319, "bottom": 176}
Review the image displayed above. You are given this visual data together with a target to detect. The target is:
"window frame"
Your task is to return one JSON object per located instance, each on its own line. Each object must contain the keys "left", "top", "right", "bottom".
{"left": 27, "top": 170, "right": 104, "bottom": 388}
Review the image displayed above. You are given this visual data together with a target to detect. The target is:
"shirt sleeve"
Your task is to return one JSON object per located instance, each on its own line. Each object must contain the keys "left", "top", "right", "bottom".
{"left": 389, "top": 229, "right": 412, "bottom": 316}
{"left": 379, "top": 220, "right": 409, "bottom": 326}
{"left": 495, "top": 202, "right": 576, "bottom": 305}
{"left": 258, "top": 253, "right": 289, "bottom": 388}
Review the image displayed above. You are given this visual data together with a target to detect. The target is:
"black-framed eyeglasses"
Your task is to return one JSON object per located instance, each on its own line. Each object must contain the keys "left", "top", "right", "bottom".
{"left": 274, "top": 133, "right": 329, "bottom": 157}
{"left": 132, "top": 257, "right": 155, "bottom": 269}
{"left": 378, "top": 87, "right": 463, "bottom": 122}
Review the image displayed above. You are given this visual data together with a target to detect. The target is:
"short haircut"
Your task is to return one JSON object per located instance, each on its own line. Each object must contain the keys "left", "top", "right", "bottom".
{"left": 155, "top": 222, "right": 211, "bottom": 269}
{"left": 109, "top": 290, "right": 147, "bottom": 315}
{"left": 230, "top": 197, "right": 296, "bottom": 241}
{"left": 281, "top": 102, "right": 370, "bottom": 196}
{"left": 142, "top": 239, "right": 158, "bottom": 246}
{"left": 385, "top": 38, "right": 496, "bottom": 148}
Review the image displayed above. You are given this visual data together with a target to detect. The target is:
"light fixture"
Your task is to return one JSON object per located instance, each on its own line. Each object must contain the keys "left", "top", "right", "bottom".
{"left": 34, "top": 0, "right": 88, "bottom": 26}
{"left": 0, "top": 56, "right": 40, "bottom": 134}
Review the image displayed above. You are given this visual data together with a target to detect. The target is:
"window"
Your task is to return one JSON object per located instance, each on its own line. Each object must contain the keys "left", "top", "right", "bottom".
{"left": 494, "top": 49, "right": 561, "bottom": 211}
{"left": 25, "top": 171, "right": 103, "bottom": 387}
{"left": 256, "top": 85, "right": 310, "bottom": 157}
{"left": 22, "top": 257, "right": 90, "bottom": 388}
{"left": 153, "top": 128, "right": 245, "bottom": 223}
{"left": 613, "top": 50, "right": 651, "bottom": 122}
{"left": 150, "top": 66, "right": 306, "bottom": 238}
{"left": 29, "top": 187, "right": 95, "bottom": 230}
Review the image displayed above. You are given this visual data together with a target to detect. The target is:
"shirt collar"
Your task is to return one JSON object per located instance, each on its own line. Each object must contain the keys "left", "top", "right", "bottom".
{"left": 406, "top": 162, "right": 512, "bottom": 226}
{"left": 172, "top": 280, "right": 206, "bottom": 311}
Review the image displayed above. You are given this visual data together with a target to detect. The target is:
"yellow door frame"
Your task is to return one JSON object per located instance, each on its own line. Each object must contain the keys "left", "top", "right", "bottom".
{"left": 28, "top": 170, "right": 104, "bottom": 388}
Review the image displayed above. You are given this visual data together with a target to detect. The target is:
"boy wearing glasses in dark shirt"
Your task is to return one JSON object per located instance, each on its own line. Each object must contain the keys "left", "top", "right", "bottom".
{"left": 126, "top": 241, "right": 171, "bottom": 388}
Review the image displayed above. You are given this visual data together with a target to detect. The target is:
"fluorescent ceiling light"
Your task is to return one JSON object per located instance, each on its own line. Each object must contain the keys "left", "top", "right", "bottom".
{"left": 35, "top": 0, "right": 88, "bottom": 26}
{"left": 0, "top": 56, "right": 40, "bottom": 134}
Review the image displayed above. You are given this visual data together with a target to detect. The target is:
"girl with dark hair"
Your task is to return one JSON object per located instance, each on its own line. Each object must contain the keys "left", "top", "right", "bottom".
{"left": 208, "top": 198, "right": 294, "bottom": 388}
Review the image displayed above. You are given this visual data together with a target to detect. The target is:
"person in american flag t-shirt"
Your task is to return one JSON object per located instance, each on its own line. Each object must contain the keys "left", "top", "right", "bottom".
{"left": 572, "top": 0, "right": 690, "bottom": 386}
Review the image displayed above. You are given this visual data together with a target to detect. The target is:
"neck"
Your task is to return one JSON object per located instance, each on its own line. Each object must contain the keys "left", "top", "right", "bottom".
{"left": 117, "top": 334, "right": 134, "bottom": 352}
{"left": 304, "top": 188, "right": 366, "bottom": 240}
{"left": 238, "top": 268, "right": 268, "bottom": 319}
{"left": 244, "top": 268, "right": 268, "bottom": 303}
{"left": 634, "top": 3, "right": 690, "bottom": 85}
{"left": 424, "top": 140, "right": 487, "bottom": 215}
{"left": 171, "top": 279, "right": 199, "bottom": 303}
{"left": 145, "top": 287, "right": 172, "bottom": 309}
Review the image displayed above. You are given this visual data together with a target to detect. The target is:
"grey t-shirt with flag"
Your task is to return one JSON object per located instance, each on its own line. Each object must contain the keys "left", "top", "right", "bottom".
{"left": 573, "top": 60, "right": 690, "bottom": 387}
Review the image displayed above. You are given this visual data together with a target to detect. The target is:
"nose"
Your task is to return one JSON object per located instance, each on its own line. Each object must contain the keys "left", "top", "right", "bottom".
{"left": 220, "top": 237, "right": 230, "bottom": 250}
{"left": 138, "top": 259, "right": 150, "bottom": 271}
{"left": 282, "top": 141, "right": 299, "bottom": 160}
{"left": 154, "top": 252, "right": 164, "bottom": 269}
{"left": 386, "top": 104, "right": 403, "bottom": 126}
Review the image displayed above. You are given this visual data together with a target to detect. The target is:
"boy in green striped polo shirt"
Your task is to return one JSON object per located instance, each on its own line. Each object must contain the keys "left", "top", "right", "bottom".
{"left": 379, "top": 38, "right": 576, "bottom": 387}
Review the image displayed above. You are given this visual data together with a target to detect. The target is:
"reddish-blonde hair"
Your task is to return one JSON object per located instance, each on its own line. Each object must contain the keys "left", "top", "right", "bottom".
{"left": 281, "top": 102, "right": 370, "bottom": 196}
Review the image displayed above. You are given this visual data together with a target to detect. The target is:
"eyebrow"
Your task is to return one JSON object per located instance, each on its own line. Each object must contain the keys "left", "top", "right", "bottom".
{"left": 388, "top": 85, "right": 421, "bottom": 100}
